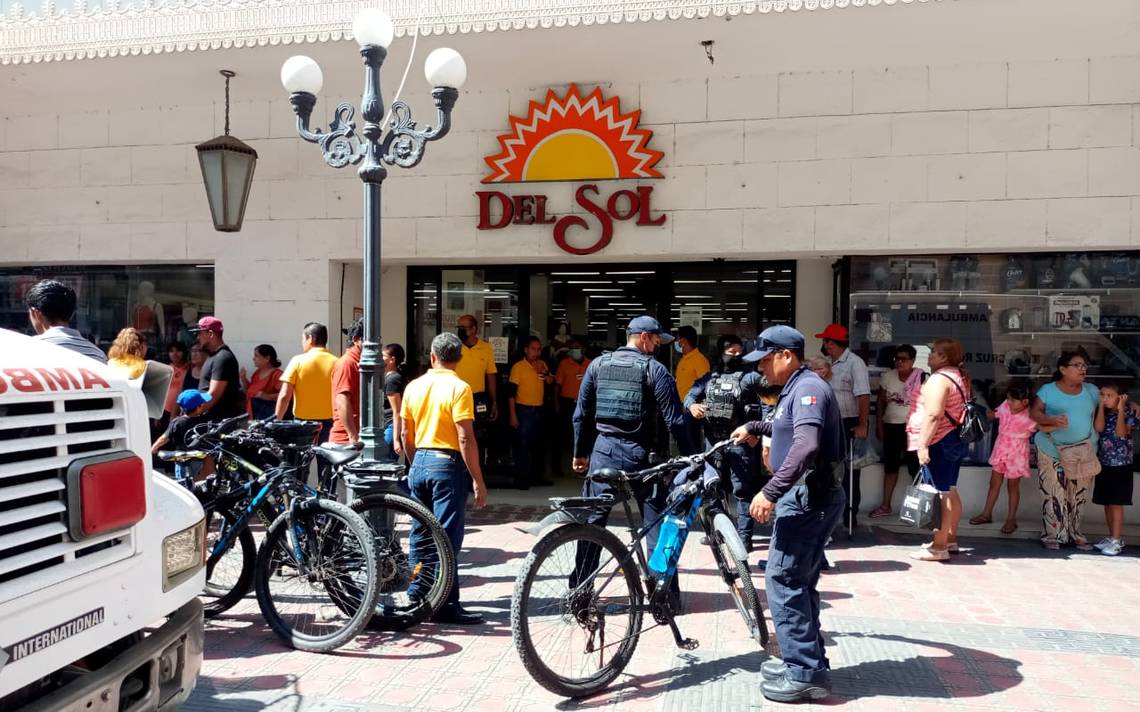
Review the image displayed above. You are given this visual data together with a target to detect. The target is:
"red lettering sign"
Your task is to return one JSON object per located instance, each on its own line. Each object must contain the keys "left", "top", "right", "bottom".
{"left": 0, "top": 367, "right": 112, "bottom": 395}
{"left": 475, "top": 185, "right": 665, "bottom": 256}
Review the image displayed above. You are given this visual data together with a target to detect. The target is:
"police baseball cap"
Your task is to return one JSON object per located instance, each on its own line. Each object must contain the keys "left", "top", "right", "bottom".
{"left": 188, "top": 316, "right": 224, "bottom": 334}
{"left": 743, "top": 325, "right": 805, "bottom": 363}
{"left": 626, "top": 316, "right": 674, "bottom": 344}
{"left": 176, "top": 389, "right": 212, "bottom": 412}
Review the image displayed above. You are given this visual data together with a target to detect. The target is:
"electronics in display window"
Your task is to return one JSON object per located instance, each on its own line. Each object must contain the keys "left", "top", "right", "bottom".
{"left": 849, "top": 251, "right": 1140, "bottom": 467}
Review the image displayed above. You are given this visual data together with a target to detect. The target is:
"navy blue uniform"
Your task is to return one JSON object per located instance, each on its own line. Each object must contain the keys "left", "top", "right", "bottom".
{"left": 685, "top": 370, "right": 764, "bottom": 546}
{"left": 744, "top": 366, "right": 845, "bottom": 686}
{"left": 573, "top": 346, "right": 693, "bottom": 558}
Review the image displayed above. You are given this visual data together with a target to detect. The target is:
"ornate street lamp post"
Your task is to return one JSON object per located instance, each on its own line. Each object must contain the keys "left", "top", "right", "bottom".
{"left": 281, "top": 8, "right": 467, "bottom": 467}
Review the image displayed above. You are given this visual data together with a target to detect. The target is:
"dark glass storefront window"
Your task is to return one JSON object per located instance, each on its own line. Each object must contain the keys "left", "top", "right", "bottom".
{"left": 0, "top": 265, "right": 215, "bottom": 357}
{"left": 849, "top": 251, "right": 1140, "bottom": 465}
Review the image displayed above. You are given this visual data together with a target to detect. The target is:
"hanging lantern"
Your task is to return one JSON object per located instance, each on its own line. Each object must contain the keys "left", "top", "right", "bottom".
{"left": 196, "top": 70, "right": 258, "bottom": 232}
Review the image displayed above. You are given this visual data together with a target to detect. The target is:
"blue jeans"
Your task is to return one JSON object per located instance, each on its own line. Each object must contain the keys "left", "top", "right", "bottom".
{"left": 767, "top": 482, "right": 845, "bottom": 685}
{"left": 513, "top": 404, "right": 542, "bottom": 486}
{"left": 407, "top": 449, "right": 468, "bottom": 610}
{"left": 174, "top": 458, "right": 203, "bottom": 485}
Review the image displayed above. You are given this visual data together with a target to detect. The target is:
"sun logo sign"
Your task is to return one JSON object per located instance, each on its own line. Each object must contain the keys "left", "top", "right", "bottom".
{"left": 476, "top": 85, "right": 666, "bottom": 255}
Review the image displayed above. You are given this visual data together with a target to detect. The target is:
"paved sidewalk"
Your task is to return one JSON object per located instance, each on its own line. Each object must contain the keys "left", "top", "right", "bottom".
{"left": 186, "top": 503, "right": 1140, "bottom": 712}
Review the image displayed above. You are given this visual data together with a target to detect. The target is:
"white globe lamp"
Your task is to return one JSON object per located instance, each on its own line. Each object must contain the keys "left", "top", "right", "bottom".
{"left": 353, "top": 8, "right": 394, "bottom": 49}
{"left": 280, "top": 55, "right": 323, "bottom": 94}
{"left": 425, "top": 48, "right": 467, "bottom": 89}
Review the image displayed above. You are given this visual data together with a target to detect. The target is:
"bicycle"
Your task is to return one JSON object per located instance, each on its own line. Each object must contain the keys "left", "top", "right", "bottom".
{"left": 312, "top": 444, "right": 455, "bottom": 631}
{"left": 509, "top": 440, "right": 774, "bottom": 698}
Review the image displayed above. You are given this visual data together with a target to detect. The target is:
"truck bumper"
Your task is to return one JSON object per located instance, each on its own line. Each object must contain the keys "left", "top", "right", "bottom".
{"left": 21, "top": 598, "right": 204, "bottom": 712}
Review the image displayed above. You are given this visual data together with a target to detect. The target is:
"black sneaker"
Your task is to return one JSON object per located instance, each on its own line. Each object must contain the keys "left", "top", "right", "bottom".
{"left": 431, "top": 605, "right": 484, "bottom": 625}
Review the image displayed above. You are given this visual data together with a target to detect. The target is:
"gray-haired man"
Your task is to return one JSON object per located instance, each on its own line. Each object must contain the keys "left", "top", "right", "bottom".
{"left": 400, "top": 332, "right": 488, "bottom": 625}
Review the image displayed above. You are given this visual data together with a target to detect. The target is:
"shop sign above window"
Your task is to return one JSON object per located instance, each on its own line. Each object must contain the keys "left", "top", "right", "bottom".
{"left": 475, "top": 84, "right": 665, "bottom": 255}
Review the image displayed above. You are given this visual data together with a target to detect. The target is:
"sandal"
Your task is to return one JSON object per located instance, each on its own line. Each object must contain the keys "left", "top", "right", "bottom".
{"left": 910, "top": 546, "right": 950, "bottom": 562}
{"left": 869, "top": 505, "right": 892, "bottom": 519}
{"left": 923, "top": 541, "right": 959, "bottom": 553}
{"left": 1000, "top": 521, "right": 1018, "bottom": 535}
{"left": 968, "top": 515, "right": 993, "bottom": 526}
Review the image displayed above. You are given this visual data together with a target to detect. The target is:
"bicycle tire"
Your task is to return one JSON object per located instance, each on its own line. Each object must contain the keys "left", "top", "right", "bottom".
{"left": 200, "top": 504, "right": 256, "bottom": 618}
{"left": 349, "top": 493, "right": 455, "bottom": 631}
{"left": 711, "top": 527, "right": 774, "bottom": 652}
{"left": 254, "top": 499, "right": 380, "bottom": 653}
{"left": 511, "top": 523, "right": 644, "bottom": 699}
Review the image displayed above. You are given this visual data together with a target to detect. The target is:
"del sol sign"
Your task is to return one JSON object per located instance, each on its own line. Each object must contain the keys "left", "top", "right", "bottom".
{"left": 476, "top": 85, "right": 665, "bottom": 255}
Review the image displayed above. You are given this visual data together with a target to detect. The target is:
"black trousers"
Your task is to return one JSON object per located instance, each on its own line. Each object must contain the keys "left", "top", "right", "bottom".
{"left": 842, "top": 416, "right": 861, "bottom": 528}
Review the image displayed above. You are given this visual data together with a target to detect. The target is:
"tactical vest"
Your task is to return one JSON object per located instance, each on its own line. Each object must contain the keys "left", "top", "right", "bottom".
{"left": 594, "top": 350, "right": 651, "bottom": 434}
{"left": 704, "top": 371, "right": 745, "bottom": 436}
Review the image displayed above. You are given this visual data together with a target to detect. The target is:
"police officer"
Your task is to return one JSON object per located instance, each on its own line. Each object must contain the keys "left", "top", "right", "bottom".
{"left": 684, "top": 335, "right": 764, "bottom": 550}
{"left": 572, "top": 316, "right": 694, "bottom": 578}
{"left": 730, "top": 325, "right": 846, "bottom": 704}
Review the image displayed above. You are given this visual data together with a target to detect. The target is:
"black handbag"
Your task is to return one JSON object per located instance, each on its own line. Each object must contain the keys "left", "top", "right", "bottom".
{"left": 935, "top": 372, "right": 986, "bottom": 444}
{"left": 899, "top": 465, "right": 941, "bottom": 530}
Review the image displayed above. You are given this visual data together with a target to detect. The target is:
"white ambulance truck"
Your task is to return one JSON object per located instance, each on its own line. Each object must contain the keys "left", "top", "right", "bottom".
{"left": 0, "top": 329, "right": 205, "bottom": 710}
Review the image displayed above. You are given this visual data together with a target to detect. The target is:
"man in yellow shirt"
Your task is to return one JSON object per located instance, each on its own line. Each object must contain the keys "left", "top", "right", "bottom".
{"left": 401, "top": 332, "right": 488, "bottom": 625}
{"left": 454, "top": 314, "right": 498, "bottom": 422}
{"left": 509, "top": 336, "right": 554, "bottom": 489}
{"left": 674, "top": 325, "right": 711, "bottom": 449}
{"left": 275, "top": 322, "right": 339, "bottom": 441}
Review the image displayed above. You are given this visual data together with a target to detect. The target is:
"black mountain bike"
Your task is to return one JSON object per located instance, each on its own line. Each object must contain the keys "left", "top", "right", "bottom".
{"left": 510, "top": 440, "right": 774, "bottom": 698}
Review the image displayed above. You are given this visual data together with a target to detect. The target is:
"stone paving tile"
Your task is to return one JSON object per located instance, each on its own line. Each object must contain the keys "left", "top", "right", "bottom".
{"left": 188, "top": 504, "right": 1140, "bottom": 711}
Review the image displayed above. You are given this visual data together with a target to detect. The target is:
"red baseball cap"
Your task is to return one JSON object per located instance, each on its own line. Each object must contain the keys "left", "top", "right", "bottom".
{"left": 190, "top": 316, "right": 224, "bottom": 333}
{"left": 814, "top": 323, "right": 849, "bottom": 341}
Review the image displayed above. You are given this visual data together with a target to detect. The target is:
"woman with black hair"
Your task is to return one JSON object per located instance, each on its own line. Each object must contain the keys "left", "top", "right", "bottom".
{"left": 383, "top": 342, "right": 410, "bottom": 459}
{"left": 241, "top": 344, "right": 283, "bottom": 421}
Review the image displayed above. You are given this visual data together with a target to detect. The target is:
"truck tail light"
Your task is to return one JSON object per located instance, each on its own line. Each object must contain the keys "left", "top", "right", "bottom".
{"left": 67, "top": 451, "right": 147, "bottom": 540}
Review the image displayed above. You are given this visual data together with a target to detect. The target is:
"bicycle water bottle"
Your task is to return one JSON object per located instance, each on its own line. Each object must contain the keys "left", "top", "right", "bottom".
{"left": 648, "top": 514, "right": 689, "bottom": 577}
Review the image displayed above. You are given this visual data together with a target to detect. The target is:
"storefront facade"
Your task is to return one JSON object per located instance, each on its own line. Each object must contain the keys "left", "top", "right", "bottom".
{"left": 2, "top": 0, "right": 1139, "bottom": 520}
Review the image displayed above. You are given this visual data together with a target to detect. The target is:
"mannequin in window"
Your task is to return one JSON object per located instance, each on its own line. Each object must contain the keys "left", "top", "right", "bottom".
{"left": 546, "top": 320, "right": 572, "bottom": 364}
{"left": 132, "top": 281, "right": 165, "bottom": 350}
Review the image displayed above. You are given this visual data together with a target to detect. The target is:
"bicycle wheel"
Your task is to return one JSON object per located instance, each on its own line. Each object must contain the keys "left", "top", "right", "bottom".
{"left": 350, "top": 493, "right": 454, "bottom": 631}
{"left": 254, "top": 499, "right": 380, "bottom": 652}
{"left": 511, "top": 523, "right": 644, "bottom": 699}
{"left": 711, "top": 525, "right": 776, "bottom": 653}
{"left": 200, "top": 504, "right": 256, "bottom": 617}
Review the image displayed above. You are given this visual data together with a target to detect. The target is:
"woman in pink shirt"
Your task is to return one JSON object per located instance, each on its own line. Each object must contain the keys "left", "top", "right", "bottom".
{"left": 907, "top": 338, "right": 970, "bottom": 561}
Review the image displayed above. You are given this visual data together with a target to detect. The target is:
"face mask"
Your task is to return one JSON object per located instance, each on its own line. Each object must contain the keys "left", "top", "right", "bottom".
{"left": 457, "top": 326, "right": 469, "bottom": 342}
{"left": 569, "top": 349, "right": 583, "bottom": 361}
{"left": 820, "top": 345, "right": 830, "bottom": 358}
{"left": 722, "top": 353, "right": 736, "bottom": 364}
{"left": 673, "top": 342, "right": 683, "bottom": 354}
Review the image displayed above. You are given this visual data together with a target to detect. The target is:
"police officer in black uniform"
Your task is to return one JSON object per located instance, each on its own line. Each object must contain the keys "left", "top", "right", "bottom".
{"left": 730, "top": 325, "right": 846, "bottom": 704}
{"left": 684, "top": 335, "right": 764, "bottom": 549}
{"left": 572, "top": 316, "right": 694, "bottom": 565}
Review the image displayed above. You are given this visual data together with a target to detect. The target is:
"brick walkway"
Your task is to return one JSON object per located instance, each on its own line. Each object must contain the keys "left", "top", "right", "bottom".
{"left": 186, "top": 502, "right": 1140, "bottom": 712}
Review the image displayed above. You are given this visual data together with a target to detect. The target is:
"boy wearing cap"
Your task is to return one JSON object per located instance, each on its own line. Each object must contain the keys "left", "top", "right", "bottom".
{"left": 152, "top": 389, "right": 214, "bottom": 482}
{"left": 817, "top": 323, "right": 870, "bottom": 530}
{"left": 192, "top": 316, "right": 246, "bottom": 420}
{"left": 730, "top": 325, "right": 845, "bottom": 703}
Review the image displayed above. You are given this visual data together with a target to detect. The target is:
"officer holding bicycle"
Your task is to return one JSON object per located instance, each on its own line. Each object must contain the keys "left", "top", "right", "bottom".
{"left": 684, "top": 335, "right": 765, "bottom": 550}
{"left": 730, "top": 325, "right": 845, "bottom": 704}
{"left": 572, "top": 316, "right": 694, "bottom": 567}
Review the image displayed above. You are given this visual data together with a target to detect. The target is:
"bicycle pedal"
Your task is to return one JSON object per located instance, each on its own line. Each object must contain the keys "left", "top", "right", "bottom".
{"left": 678, "top": 638, "right": 699, "bottom": 651}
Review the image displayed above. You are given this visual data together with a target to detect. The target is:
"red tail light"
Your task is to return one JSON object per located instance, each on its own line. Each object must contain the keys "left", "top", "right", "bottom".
{"left": 67, "top": 451, "right": 147, "bottom": 540}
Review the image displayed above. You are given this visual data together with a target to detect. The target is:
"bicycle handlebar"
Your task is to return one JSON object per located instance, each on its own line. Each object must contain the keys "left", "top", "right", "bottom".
{"left": 589, "top": 439, "right": 734, "bottom": 484}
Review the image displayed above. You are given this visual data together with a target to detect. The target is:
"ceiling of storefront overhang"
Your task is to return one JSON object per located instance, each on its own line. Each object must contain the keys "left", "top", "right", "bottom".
{"left": 1, "top": 0, "right": 1137, "bottom": 113}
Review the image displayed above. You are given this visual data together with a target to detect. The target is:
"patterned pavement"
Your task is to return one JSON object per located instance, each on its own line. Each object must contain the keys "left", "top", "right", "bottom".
{"left": 185, "top": 500, "right": 1140, "bottom": 712}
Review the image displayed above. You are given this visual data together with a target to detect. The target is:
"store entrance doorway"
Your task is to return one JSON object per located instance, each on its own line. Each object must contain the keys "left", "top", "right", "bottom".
{"left": 408, "top": 261, "right": 795, "bottom": 488}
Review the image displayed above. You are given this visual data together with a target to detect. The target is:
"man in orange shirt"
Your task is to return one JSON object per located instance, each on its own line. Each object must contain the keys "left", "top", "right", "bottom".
{"left": 554, "top": 338, "right": 590, "bottom": 477}
{"left": 329, "top": 318, "right": 363, "bottom": 447}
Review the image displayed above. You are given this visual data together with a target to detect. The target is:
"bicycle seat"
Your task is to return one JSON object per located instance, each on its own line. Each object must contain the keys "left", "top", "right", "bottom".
{"left": 314, "top": 445, "right": 362, "bottom": 468}
{"left": 156, "top": 450, "right": 209, "bottom": 462}
{"left": 551, "top": 495, "right": 615, "bottom": 511}
{"left": 588, "top": 467, "right": 625, "bottom": 483}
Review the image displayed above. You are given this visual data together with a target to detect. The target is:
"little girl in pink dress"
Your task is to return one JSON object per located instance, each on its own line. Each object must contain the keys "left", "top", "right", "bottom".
{"left": 970, "top": 383, "right": 1036, "bottom": 534}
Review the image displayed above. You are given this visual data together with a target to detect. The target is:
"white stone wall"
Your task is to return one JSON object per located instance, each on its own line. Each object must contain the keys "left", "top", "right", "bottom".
{"left": 2, "top": 49, "right": 1139, "bottom": 365}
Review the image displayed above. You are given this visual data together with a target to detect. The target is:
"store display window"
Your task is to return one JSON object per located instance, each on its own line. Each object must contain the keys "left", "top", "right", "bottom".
{"left": 0, "top": 265, "right": 215, "bottom": 358}
{"left": 849, "top": 251, "right": 1140, "bottom": 466}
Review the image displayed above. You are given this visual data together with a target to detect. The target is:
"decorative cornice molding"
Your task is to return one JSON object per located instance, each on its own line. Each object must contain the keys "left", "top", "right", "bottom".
{"left": 0, "top": 0, "right": 942, "bottom": 66}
